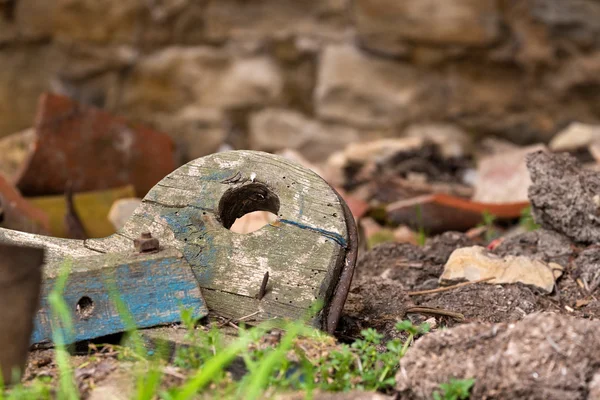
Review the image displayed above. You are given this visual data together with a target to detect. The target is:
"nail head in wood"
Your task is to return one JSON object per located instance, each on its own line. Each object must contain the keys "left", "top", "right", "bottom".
{"left": 134, "top": 232, "right": 159, "bottom": 253}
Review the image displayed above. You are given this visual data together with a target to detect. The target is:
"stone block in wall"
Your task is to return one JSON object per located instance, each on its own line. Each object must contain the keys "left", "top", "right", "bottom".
{"left": 146, "top": 106, "right": 226, "bottom": 164}
{"left": 119, "top": 47, "right": 284, "bottom": 117}
{"left": 314, "top": 44, "right": 422, "bottom": 128}
{"left": 0, "top": 0, "right": 55, "bottom": 43}
{"left": 354, "top": 0, "right": 500, "bottom": 56}
{"left": 53, "top": 0, "right": 205, "bottom": 46}
{"left": 528, "top": 0, "right": 600, "bottom": 48}
{"left": 0, "top": 45, "right": 63, "bottom": 137}
{"left": 204, "top": 0, "right": 350, "bottom": 43}
{"left": 248, "top": 108, "right": 359, "bottom": 163}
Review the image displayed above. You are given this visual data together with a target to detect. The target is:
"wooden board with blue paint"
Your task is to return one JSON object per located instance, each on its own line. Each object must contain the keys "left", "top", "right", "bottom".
{"left": 32, "top": 249, "right": 207, "bottom": 344}
{"left": 0, "top": 151, "right": 357, "bottom": 343}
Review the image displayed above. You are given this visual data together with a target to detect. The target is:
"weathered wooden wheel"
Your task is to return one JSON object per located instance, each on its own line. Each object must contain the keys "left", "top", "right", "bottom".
{"left": 0, "top": 151, "right": 357, "bottom": 343}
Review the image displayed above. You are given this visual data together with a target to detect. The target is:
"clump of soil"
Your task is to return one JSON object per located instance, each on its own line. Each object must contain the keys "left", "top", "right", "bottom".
{"left": 422, "top": 232, "right": 475, "bottom": 265}
{"left": 574, "top": 246, "right": 600, "bottom": 293}
{"left": 24, "top": 348, "right": 118, "bottom": 397}
{"left": 412, "top": 283, "right": 544, "bottom": 326}
{"left": 396, "top": 313, "right": 600, "bottom": 400}
{"left": 494, "top": 229, "right": 575, "bottom": 267}
{"left": 340, "top": 276, "right": 410, "bottom": 340}
{"left": 355, "top": 232, "right": 473, "bottom": 291}
{"left": 527, "top": 151, "right": 600, "bottom": 244}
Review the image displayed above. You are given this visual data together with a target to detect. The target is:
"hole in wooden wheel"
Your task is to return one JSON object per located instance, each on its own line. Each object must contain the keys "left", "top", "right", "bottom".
{"left": 218, "top": 183, "right": 280, "bottom": 234}
{"left": 76, "top": 296, "right": 95, "bottom": 319}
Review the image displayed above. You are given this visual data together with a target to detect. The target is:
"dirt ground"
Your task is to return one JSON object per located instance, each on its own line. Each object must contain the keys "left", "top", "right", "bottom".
{"left": 18, "top": 149, "right": 600, "bottom": 400}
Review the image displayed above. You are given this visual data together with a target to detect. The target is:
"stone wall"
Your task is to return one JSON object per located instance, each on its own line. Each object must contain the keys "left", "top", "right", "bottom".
{"left": 2, "top": 0, "right": 600, "bottom": 163}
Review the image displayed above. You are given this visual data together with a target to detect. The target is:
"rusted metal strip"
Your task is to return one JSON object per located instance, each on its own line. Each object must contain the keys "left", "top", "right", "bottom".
{"left": 325, "top": 187, "right": 359, "bottom": 334}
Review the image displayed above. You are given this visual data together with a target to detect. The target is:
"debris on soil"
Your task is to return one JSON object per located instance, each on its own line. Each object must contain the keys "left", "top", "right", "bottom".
{"left": 549, "top": 122, "right": 600, "bottom": 152}
{"left": 473, "top": 143, "right": 545, "bottom": 204}
{"left": 277, "top": 391, "right": 393, "bottom": 400}
{"left": 342, "top": 276, "right": 410, "bottom": 338}
{"left": 355, "top": 232, "right": 474, "bottom": 290}
{"left": 574, "top": 246, "right": 600, "bottom": 293}
{"left": 325, "top": 136, "right": 472, "bottom": 204}
{"left": 440, "top": 246, "right": 563, "bottom": 293}
{"left": 422, "top": 231, "right": 475, "bottom": 265}
{"left": 527, "top": 150, "right": 600, "bottom": 243}
{"left": 386, "top": 193, "right": 528, "bottom": 233}
{"left": 24, "top": 349, "right": 120, "bottom": 399}
{"left": 396, "top": 313, "right": 600, "bottom": 400}
{"left": 493, "top": 229, "right": 575, "bottom": 267}
{"left": 412, "top": 284, "right": 543, "bottom": 325}
{"left": 353, "top": 243, "right": 439, "bottom": 292}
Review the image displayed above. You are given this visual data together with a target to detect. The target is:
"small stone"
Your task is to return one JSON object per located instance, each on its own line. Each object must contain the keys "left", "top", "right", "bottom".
{"left": 403, "top": 123, "right": 473, "bottom": 159}
{"left": 549, "top": 121, "right": 600, "bottom": 152}
{"left": 441, "top": 246, "right": 563, "bottom": 293}
{"left": 108, "top": 198, "right": 142, "bottom": 231}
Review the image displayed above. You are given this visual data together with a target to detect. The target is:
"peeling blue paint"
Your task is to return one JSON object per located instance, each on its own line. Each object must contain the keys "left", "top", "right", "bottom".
{"left": 31, "top": 256, "right": 207, "bottom": 344}
{"left": 160, "top": 207, "right": 216, "bottom": 286}
{"left": 279, "top": 219, "right": 347, "bottom": 248}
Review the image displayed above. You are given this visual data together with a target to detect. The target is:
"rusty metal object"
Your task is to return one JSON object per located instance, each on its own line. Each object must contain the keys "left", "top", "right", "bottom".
{"left": 15, "top": 93, "right": 176, "bottom": 197}
{"left": 64, "top": 182, "right": 88, "bottom": 240}
{"left": 0, "top": 244, "right": 44, "bottom": 384}
{"left": 255, "top": 271, "right": 269, "bottom": 300}
{"left": 134, "top": 232, "right": 159, "bottom": 253}
{"left": 326, "top": 187, "right": 359, "bottom": 333}
{"left": 0, "top": 174, "right": 50, "bottom": 235}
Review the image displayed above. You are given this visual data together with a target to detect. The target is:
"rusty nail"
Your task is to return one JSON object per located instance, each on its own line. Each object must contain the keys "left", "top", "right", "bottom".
{"left": 64, "top": 181, "right": 88, "bottom": 240}
{"left": 256, "top": 271, "right": 269, "bottom": 300}
{"left": 134, "top": 231, "right": 159, "bottom": 253}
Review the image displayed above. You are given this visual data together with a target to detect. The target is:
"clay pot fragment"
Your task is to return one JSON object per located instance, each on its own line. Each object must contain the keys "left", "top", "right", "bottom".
{"left": 13, "top": 93, "right": 176, "bottom": 197}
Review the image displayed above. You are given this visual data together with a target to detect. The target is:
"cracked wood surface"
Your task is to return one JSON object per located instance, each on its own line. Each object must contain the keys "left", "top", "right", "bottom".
{"left": 0, "top": 151, "right": 351, "bottom": 337}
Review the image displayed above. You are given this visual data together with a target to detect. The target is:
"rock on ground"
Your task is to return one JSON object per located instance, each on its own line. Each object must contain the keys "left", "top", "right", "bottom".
{"left": 396, "top": 313, "right": 600, "bottom": 399}
{"left": 493, "top": 229, "right": 575, "bottom": 267}
{"left": 440, "top": 246, "right": 563, "bottom": 293}
{"left": 527, "top": 151, "right": 600, "bottom": 244}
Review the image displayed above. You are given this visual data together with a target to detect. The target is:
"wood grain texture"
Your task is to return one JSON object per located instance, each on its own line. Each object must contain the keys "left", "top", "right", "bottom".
{"left": 0, "top": 150, "right": 351, "bottom": 337}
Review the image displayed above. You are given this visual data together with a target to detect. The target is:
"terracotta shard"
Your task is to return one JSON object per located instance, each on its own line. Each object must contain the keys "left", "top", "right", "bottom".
{"left": 15, "top": 93, "right": 176, "bottom": 197}
{"left": 386, "top": 193, "right": 528, "bottom": 233}
{"left": 0, "top": 174, "right": 50, "bottom": 234}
